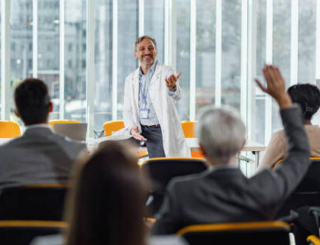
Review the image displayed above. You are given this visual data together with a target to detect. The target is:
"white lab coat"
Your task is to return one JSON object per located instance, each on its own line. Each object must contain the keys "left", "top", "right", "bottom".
{"left": 123, "top": 62, "right": 190, "bottom": 157}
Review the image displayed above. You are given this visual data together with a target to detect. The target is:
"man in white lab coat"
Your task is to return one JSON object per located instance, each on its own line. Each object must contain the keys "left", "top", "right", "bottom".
{"left": 123, "top": 36, "right": 190, "bottom": 158}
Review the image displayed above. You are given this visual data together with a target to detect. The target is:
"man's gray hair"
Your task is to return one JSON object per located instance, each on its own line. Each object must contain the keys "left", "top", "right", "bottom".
{"left": 196, "top": 105, "right": 246, "bottom": 164}
{"left": 134, "top": 35, "right": 157, "bottom": 50}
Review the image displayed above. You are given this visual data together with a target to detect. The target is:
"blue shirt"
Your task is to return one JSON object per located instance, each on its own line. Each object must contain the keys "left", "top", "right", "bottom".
{"left": 138, "top": 60, "right": 160, "bottom": 126}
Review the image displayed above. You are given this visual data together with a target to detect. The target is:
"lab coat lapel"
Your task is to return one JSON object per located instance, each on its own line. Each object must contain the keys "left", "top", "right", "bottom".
{"left": 149, "top": 62, "right": 162, "bottom": 88}
{"left": 132, "top": 68, "right": 140, "bottom": 108}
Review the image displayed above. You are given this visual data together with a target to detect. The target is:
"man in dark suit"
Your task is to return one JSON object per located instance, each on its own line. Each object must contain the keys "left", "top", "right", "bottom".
{"left": 0, "top": 78, "right": 86, "bottom": 189}
{"left": 152, "top": 65, "right": 311, "bottom": 234}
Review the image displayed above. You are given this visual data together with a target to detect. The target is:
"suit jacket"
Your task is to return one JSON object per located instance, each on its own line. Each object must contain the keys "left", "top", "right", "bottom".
{"left": 0, "top": 126, "right": 86, "bottom": 189}
{"left": 152, "top": 106, "right": 311, "bottom": 234}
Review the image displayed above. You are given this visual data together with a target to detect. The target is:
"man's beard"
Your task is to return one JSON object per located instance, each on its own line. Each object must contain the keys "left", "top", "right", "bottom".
{"left": 140, "top": 55, "right": 154, "bottom": 65}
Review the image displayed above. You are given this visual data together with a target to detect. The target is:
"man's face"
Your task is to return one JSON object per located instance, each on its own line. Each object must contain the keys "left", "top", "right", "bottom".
{"left": 134, "top": 38, "right": 158, "bottom": 66}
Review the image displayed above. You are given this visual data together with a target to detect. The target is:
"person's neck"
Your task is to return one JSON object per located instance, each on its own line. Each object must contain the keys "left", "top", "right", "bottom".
{"left": 207, "top": 155, "right": 237, "bottom": 168}
{"left": 140, "top": 62, "right": 153, "bottom": 75}
{"left": 304, "top": 119, "right": 312, "bottom": 125}
{"left": 24, "top": 120, "right": 49, "bottom": 127}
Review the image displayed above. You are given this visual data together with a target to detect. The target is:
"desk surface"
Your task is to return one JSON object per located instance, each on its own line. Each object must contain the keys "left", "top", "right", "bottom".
{"left": 185, "top": 138, "right": 266, "bottom": 152}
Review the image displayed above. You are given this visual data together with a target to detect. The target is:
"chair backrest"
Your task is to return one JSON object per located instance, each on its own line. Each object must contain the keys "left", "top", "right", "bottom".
{"left": 103, "top": 120, "right": 125, "bottom": 136}
{"left": 307, "top": 235, "right": 320, "bottom": 245}
{"left": 141, "top": 157, "right": 207, "bottom": 216}
{"left": 0, "top": 220, "right": 66, "bottom": 245}
{"left": 49, "top": 120, "right": 80, "bottom": 128}
{"left": 275, "top": 158, "right": 320, "bottom": 217}
{"left": 177, "top": 221, "right": 290, "bottom": 245}
{"left": 0, "top": 184, "right": 69, "bottom": 221}
{"left": 0, "top": 121, "right": 21, "bottom": 138}
{"left": 181, "top": 121, "right": 196, "bottom": 138}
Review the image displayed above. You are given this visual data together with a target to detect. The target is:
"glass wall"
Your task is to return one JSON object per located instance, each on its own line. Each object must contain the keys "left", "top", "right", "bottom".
{"left": 64, "top": 0, "right": 87, "bottom": 122}
{"left": 176, "top": 0, "right": 190, "bottom": 121}
{"left": 38, "top": 0, "right": 60, "bottom": 120}
{"left": 144, "top": 0, "right": 165, "bottom": 62}
{"left": 255, "top": 0, "right": 267, "bottom": 144}
{"left": 221, "top": 0, "right": 241, "bottom": 110}
{"left": 0, "top": 1, "right": 1, "bottom": 118}
{"left": 116, "top": 0, "right": 138, "bottom": 119}
{"left": 272, "top": 0, "right": 291, "bottom": 133}
{"left": 195, "top": 0, "right": 216, "bottom": 115}
{"left": 10, "top": 0, "right": 33, "bottom": 122}
{"left": 1, "top": 0, "right": 320, "bottom": 143}
{"left": 298, "top": 0, "right": 316, "bottom": 84}
{"left": 94, "top": 0, "right": 113, "bottom": 130}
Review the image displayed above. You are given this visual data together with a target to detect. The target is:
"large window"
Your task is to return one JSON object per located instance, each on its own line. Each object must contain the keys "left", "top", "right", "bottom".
{"left": 196, "top": 0, "right": 216, "bottom": 115}
{"left": 64, "top": 0, "right": 87, "bottom": 122}
{"left": 116, "top": 0, "right": 138, "bottom": 119}
{"left": 1, "top": 0, "right": 320, "bottom": 142}
{"left": 255, "top": 0, "right": 267, "bottom": 145}
{"left": 298, "top": 0, "right": 316, "bottom": 83}
{"left": 0, "top": 1, "right": 1, "bottom": 119}
{"left": 38, "top": 0, "right": 60, "bottom": 120}
{"left": 10, "top": 0, "right": 33, "bottom": 123}
{"left": 221, "top": 0, "right": 241, "bottom": 111}
{"left": 176, "top": 0, "right": 190, "bottom": 121}
{"left": 94, "top": 0, "right": 113, "bottom": 130}
{"left": 144, "top": 0, "right": 165, "bottom": 62}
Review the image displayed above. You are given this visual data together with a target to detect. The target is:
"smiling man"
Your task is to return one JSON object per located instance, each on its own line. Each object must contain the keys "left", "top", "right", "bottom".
{"left": 123, "top": 36, "right": 190, "bottom": 158}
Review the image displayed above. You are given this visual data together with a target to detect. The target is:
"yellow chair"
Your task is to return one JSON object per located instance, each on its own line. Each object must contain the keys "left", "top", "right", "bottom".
{"left": 0, "top": 121, "right": 21, "bottom": 138}
{"left": 308, "top": 235, "right": 320, "bottom": 245}
{"left": 181, "top": 121, "right": 196, "bottom": 138}
{"left": 49, "top": 120, "right": 80, "bottom": 128}
{"left": 177, "top": 221, "right": 290, "bottom": 245}
{"left": 0, "top": 220, "right": 67, "bottom": 245}
{"left": 181, "top": 121, "right": 203, "bottom": 158}
{"left": 102, "top": 120, "right": 125, "bottom": 136}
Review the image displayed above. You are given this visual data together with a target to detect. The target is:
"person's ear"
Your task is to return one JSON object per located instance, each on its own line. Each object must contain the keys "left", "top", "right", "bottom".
{"left": 14, "top": 109, "right": 20, "bottom": 118}
{"left": 49, "top": 102, "right": 53, "bottom": 113}
{"left": 134, "top": 50, "right": 138, "bottom": 59}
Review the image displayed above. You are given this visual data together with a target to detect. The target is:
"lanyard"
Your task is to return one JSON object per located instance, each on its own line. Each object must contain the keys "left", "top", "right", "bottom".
{"left": 139, "top": 61, "right": 157, "bottom": 107}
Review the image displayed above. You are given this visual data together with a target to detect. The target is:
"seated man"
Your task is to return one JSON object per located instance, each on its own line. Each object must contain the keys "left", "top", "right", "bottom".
{"left": 0, "top": 78, "right": 86, "bottom": 189}
{"left": 151, "top": 65, "right": 310, "bottom": 234}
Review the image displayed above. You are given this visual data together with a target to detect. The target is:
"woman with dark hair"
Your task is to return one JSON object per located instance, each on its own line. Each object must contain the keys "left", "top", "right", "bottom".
{"left": 64, "top": 140, "right": 147, "bottom": 245}
{"left": 258, "top": 83, "right": 320, "bottom": 170}
{"left": 31, "top": 141, "right": 187, "bottom": 245}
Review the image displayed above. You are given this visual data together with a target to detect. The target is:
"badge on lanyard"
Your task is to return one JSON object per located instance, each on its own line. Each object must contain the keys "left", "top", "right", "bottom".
{"left": 140, "top": 108, "right": 150, "bottom": 119}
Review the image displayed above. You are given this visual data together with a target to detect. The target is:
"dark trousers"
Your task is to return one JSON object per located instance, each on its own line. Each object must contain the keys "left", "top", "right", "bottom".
{"left": 141, "top": 125, "right": 166, "bottom": 159}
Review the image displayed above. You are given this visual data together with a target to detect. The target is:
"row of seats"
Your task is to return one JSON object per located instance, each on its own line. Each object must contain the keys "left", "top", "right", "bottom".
{"left": 0, "top": 156, "right": 318, "bottom": 244}
{"left": 0, "top": 120, "right": 80, "bottom": 138}
{"left": 0, "top": 120, "right": 196, "bottom": 138}
{"left": 0, "top": 220, "right": 294, "bottom": 245}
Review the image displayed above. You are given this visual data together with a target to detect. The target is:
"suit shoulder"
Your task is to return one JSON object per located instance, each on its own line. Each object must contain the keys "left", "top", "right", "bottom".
{"left": 168, "top": 170, "right": 209, "bottom": 191}
{"left": 0, "top": 137, "right": 21, "bottom": 151}
{"left": 51, "top": 133, "right": 86, "bottom": 150}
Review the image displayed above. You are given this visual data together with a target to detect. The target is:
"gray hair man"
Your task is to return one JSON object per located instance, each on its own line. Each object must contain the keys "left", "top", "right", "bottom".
{"left": 197, "top": 105, "right": 245, "bottom": 166}
{"left": 152, "top": 65, "right": 310, "bottom": 234}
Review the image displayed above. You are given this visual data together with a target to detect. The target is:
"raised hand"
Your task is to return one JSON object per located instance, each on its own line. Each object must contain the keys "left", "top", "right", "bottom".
{"left": 130, "top": 126, "right": 147, "bottom": 141}
{"left": 165, "top": 72, "right": 181, "bottom": 90}
{"left": 255, "top": 65, "right": 292, "bottom": 109}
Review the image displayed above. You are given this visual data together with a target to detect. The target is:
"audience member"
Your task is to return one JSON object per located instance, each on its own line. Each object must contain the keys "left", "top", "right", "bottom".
{"left": 151, "top": 65, "right": 310, "bottom": 234}
{"left": 258, "top": 83, "right": 320, "bottom": 170}
{"left": 0, "top": 78, "right": 86, "bottom": 189}
{"left": 64, "top": 141, "right": 146, "bottom": 245}
{"left": 31, "top": 141, "right": 187, "bottom": 245}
